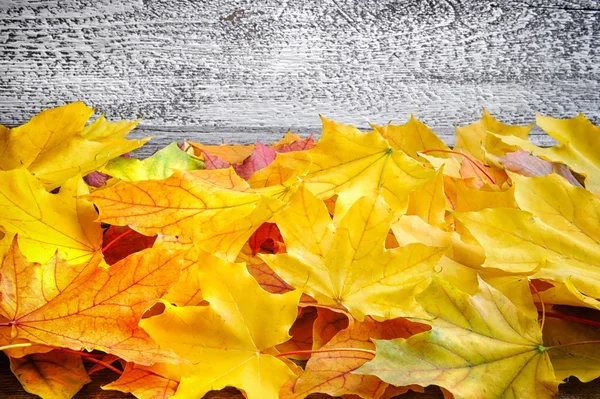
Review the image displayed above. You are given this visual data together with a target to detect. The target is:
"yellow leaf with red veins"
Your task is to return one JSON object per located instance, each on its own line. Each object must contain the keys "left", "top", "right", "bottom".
{"left": 103, "top": 362, "right": 179, "bottom": 399}
{"left": 0, "top": 238, "right": 182, "bottom": 365}
{"left": 283, "top": 316, "right": 428, "bottom": 399}
{"left": 0, "top": 170, "right": 102, "bottom": 264}
{"left": 454, "top": 108, "right": 532, "bottom": 160}
{"left": 9, "top": 349, "right": 91, "bottom": 399}
{"left": 86, "top": 168, "right": 280, "bottom": 261}
{"left": 287, "top": 116, "right": 435, "bottom": 217}
{"left": 262, "top": 185, "right": 446, "bottom": 321}
{"left": 0, "top": 102, "right": 146, "bottom": 190}
{"left": 357, "top": 277, "right": 558, "bottom": 399}
{"left": 139, "top": 256, "right": 301, "bottom": 399}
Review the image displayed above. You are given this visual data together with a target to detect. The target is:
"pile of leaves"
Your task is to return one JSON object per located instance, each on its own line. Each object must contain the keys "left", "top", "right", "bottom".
{"left": 1, "top": 102, "right": 600, "bottom": 399}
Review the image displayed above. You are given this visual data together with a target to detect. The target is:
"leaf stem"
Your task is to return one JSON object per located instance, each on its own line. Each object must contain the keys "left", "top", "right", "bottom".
{"left": 102, "top": 228, "right": 135, "bottom": 252}
{"left": 421, "top": 149, "right": 496, "bottom": 184}
{"left": 61, "top": 348, "right": 123, "bottom": 376}
{"left": 0, "top": 322, "right": 13, "bottom": 327}
{"left": 0, "top": 343, "right": 32, "bottom": 351}
{"left": 275, "top": 348, "right": 376, "bottom": 358}
{"left": 84, "top": 356, "right": 123, "bottom": 376}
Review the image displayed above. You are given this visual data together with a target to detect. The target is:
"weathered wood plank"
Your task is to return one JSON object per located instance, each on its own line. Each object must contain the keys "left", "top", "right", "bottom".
{"left": 1, "top": 0, "right": 598, "bottom": 155}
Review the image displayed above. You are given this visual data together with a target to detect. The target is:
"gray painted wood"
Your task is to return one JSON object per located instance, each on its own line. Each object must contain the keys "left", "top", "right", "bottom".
{"left": 0, "top": 0, "right": 598, "bottom": 157}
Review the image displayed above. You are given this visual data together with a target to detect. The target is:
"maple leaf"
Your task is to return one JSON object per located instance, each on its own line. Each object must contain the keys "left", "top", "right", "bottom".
{"left": 103, "top": 362, "right": 179, "bottom": 399}
{"left": 86, "top": 168, "right": 281, "bottom": 261}
{"left": 272, "top": 133, "right": 315, "bottom": 152}
{"left": 488, "top": 113, "right": 600, "bottom": 194}
{"left": 357, "top": 277, "right": 559, "bottom": 399}
{"left": 233, "top": 141, "right": 277, "bottom": 179}
{"left": 454, "top": 108, "right": 532, "bottom": 160}
{"left": 287, "top": 116, "right": 435, "bottom": 216}
{"left": 0, "top": 102, "right": 147, "bottom": 190}
{"left": 189, "top": 141, "right": 254, "bottom": 164}
{"left": 373, "top": 115, "right": 450, "bottom": 160}
{"left": 262, "top": 185, "right": 446, "bottom": 320}
{"left": 498, "top": 149, "right": 582, "bottom": 187}
{"left": 283, "top": 316, "right": 428, "bottom": 399}
{"left": 139, "top": 254, "right": 301, "bottom": 399}
{"left": 9, "top": 349, "right": 90, "bottom": 399}
{"left": 0, "top": 170, "right": 102, "bottom": 264}
{"left": 0, "top": 238, "right": 183, "bottom": 365}
{"left": 103, "top": 142, "right": 203, "bottom": 181}
{"left": 455, "top": 174, "right": 600, "bottom": 304}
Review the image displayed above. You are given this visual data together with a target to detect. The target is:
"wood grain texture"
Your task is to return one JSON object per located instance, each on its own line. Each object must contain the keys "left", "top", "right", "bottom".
{"left": 1, "top": 0, "right": 599, "bottom": 155}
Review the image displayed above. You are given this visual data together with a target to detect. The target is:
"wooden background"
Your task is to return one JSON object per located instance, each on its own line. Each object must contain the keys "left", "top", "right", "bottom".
{"left": 1, "top": 0, "right": 600, "bottom": 398}
{"left": 1, "top": 0, "right": 599, "bottom": 155}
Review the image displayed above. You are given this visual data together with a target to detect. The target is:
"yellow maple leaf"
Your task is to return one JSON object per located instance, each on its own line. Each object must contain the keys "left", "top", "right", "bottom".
{"left": 0, "top": 102, "right": 147, "bottom": 190}
{"left": 287, "top": 117, "right": 435, "bottom": 217}
{"left": 0, "top": 238, "right": 183, "bottom": 365}
{"left": 0, "top": 169, "right": 102, "bottom": 263}
{"left": 455, "top": 206, "right": 600, "bottom": 303}
{"left": 454, "top": 108, "right": 532, "bottom": 160}
{"left": 357, "top": 277, "right": 558, "bottom": 399}
{"left": 262, "top": 185, "right": 446, "bottom": 320}
{"left": 86, "top": 168, "right": 281, "bottom": 261}
{"left": 139, "top": 255, "right": 301, "bottom": 399}
{"left": 487, "top": 113, "right": 600, "bottom": 195}
{"left": 373, "top": 115, "right": 450, "bottom": 160}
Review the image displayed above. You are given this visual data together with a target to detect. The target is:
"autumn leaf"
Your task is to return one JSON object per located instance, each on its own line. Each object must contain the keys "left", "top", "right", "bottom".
{"left": 0, "top": 238, "right": 183, "bottom": 365}
{"left": 283, "top": 316, "right": 428, "bottom": 399}
{"left": 288, "top": 116, "right": 435, "bottom": 216}
{"left": 510, "top": 173, "right": 600, "bottom": 245}
{"left": 103, "top": 362, "right": 179, "bottom": 399}
{"left": 233, "top": 141, "right": 277, "bottom": 179}
{"left": 0, "top": 170, "right": 102, "bottom": 264}
{"left": 272, "top": 133, "right": 315, "bottom": 152}
{"left": 103, "top": 142, "right": 203, "bottom": 181}
{"left": 9, "top": 349, "right": 90, "bottom": 399}
{"left": 189, "top": 141, "right": 254, "bottom": 164}
{"left": 498, "top": 149, "right": 582, "bottom": 187}
{"left": 373, "top": 115, "right": 450, "bottom": 160}
{"left": 455, "top": 175, "right": 600, "bottom": 303}
{"left": 357, "top": 277, "right": 559, "bottom": 399}
{"left": 488, "top": 113, "right": 600, "bottom": 194}
{"left": 454, "top": 108, "right": 532, "bottom": 160}
{"left": 0, "top": 102, "right": 147, "bottom": 190}
{"left": 262, "top": 185, "right": 446, "bottom": 320}
{"left": 139, "top": 254, "right": 301, "bottom": 399}
{"left": 86, "top": 168, "right": 281, "bottom": 261}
